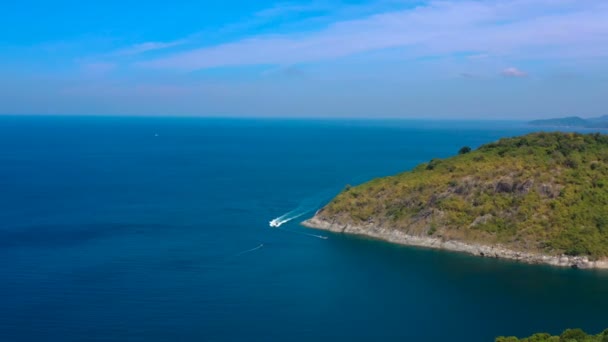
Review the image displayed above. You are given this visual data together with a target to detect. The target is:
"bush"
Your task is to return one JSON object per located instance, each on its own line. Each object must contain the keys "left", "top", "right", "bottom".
{"left": 427, "top": 223, "right": 437, "bottom": 236}
{"left": 560, "top": 328, "right": 588, "bottom": 341}
{"left": 564, "top": 156, "right": 580, "bottom": 169}
{"left": 426, "top": 159, "right": 441, "bottom": 170}
{"left": 459, "top": 146, "right": 472, "bottom": 154}
{"left": 496, "top": 337, "right": 519, "bottom": 342}
{"left": 496, "top": 328, "right": 605, "bottom": 342}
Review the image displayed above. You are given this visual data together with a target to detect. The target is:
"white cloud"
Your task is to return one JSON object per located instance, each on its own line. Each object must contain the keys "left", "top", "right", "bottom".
{"left": 501, "top": 67, "right": 527, "bottom": 77}
{"left": 254, "top": 2, "right": 328, "bottom": 18}
{"left": 136, "top": 0, "right": 608, "bottom": 71}
{"left": 113, "top": 40, "right": 186, "bottom": 56}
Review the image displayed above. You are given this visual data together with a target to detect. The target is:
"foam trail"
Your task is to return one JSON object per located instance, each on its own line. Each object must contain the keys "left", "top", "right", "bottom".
{"left": 274, "top": 210, "right": 299, "bottom": 222}
{"left": 278, "top": 227, "right": 328, "bottom": 240}
{"left": 269, "top": 211, "right": 309, "bottom": 227}
{"left": 269, "top": 186, "right": 347, "bottom": 228}
{"left": 235, "top": 244, "right": 264, "bottom": 257}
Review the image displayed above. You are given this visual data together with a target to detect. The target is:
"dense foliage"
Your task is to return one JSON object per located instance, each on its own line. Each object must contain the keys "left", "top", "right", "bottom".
{"left": 320, "top": 132, "right": 608, "bottom": 258}
{"left": 459, "top": 146, "right": 472, "bottom": 154}
{"left": 496, "top": 328, "right": 608, "bottom": 341}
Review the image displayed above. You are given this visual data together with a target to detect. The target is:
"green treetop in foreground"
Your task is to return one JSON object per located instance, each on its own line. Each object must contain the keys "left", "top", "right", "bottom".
{"left": 496, "top": 328, "right": 608, "bottom": 341}
{"left": 318, "top": 132, "right": 608, "bottom": 258}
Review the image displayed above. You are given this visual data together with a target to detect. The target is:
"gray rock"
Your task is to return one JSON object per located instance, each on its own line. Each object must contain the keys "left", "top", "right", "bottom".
{"left": 301, "top": 216, "right": 608, "bottom": 270}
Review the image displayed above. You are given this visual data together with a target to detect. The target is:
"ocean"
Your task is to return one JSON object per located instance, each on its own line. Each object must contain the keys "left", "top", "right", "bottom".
{"left": 0, "top": 116, "right": 607, "bottom": 341}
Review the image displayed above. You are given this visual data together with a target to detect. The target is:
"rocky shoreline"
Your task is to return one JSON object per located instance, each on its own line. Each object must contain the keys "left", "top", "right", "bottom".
{"left": 302, "top": 216, "right": 608, "bottom": 270}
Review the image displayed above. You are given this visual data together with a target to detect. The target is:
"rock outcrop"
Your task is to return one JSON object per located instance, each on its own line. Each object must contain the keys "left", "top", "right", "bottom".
{"left": 302, "top": 217, "right": 608, "bottom": 269}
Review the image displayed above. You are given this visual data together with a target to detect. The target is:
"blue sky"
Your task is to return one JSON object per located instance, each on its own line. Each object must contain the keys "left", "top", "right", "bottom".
{"left": 1, "top": 0, "right": 607, "bottom": 118}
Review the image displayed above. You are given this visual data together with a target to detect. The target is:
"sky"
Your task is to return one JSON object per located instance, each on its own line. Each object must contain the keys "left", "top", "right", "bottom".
{"left": 1, "top": 0, "right": 607, "bottom": 119}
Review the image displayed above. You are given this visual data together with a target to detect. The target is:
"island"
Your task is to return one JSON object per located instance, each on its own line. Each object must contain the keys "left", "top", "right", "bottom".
{"left": 529, "top": 116, "right": 608, "bottom": 128}
{"left": 303, "top": 132, "right": 608, "bottom": 269}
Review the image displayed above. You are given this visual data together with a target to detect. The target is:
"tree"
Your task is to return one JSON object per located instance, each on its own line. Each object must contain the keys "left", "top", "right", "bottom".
{"left": 560, "top": 328, "right": 589, "bottom": 341}
{"left": 459, "top": 146, "right": 472, "bottom": 155}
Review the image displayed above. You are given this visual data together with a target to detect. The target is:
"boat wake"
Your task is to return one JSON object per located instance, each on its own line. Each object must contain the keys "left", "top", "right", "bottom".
{"left": 268, "top": 208, "right": 328, "bottom": 239}
{"left": 235, "top": 243, "right": 264, "bottom": 257}
{"left": 269, "top": 210, "right": 308, "bottom": 228}
{"left": 269, "top": 211, "right": 328, "bottom": 239}
{"left": 278, "top": 227, "right": 328, "bottom": 240}
{"left": 268, "top": 189, "right": 338, "bottom": 228}
{"left": 268, "top": 189, "right": 342, "bottom": 238}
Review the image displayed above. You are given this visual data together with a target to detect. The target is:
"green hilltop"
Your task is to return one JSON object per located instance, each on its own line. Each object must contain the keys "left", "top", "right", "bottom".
{"left": 496, "top": 328, "right": 608, "bottom": 342}
{"left": 316, "top": 132, "right": 608, "bottom": 259}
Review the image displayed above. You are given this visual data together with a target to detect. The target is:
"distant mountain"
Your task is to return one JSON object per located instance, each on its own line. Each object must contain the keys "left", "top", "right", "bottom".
{"left": 529, "top": 116, "right": 587, "bottom": 127}
{"left": 529, "top": 116, "right": 608, "bottom": 128}
{"left": 589, "top": 115, "right": 608, "bottom": 122}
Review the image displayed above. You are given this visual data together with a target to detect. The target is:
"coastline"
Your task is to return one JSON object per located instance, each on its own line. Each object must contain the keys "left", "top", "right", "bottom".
{"left": 302, "top": 216, "right": 608, "bottom": 270}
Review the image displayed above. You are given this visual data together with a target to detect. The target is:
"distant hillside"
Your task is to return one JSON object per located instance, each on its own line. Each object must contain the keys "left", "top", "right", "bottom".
{"left": 304, "top": 132, "right": 608, "bottom": 268}
{"left": 529, "top": 116, "right": 588, "bottom": 127}
{"left": 529, "top": 116, "right": 608, "bottom": 128}
{"left": 588, "top": 115, "right": 608, "bottom": 122}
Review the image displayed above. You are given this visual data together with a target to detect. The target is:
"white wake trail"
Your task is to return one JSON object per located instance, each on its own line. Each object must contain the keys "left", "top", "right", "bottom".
{"left": 268, "top": 188, "right": 343, "bottom": 236}
{"left": 269, "top": 211, "right": 308, "bottom": 228}
{"left": 235, "top": 244, "right": 264, "bottom": 257}
{"left": 275, "top": 210, "right": 298, "bottom": 222}
{"left": 269, "top": 209, "right": 328, "bottom": 239}
{"left": 278, "top": 227, "right": 328, "bottom": 240}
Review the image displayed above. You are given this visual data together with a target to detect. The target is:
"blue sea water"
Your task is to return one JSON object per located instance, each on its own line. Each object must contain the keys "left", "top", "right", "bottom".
{"left": 0, "top": 116, "right": 607, "bottom": 341}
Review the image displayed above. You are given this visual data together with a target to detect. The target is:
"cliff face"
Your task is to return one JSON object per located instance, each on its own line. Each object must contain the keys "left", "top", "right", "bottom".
{"left": 303, "top": 132, "right": 608, "bottom": 268}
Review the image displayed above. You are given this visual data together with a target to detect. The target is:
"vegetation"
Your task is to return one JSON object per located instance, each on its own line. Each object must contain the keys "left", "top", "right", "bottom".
{"left": 496, "top": 328, "right": 608, "bottom": 341}
{"left": 459, "top": 146, "right": 472, "bottom": 154}
{"left": 318, "top": 132, "right": 608, "bottom": 258}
